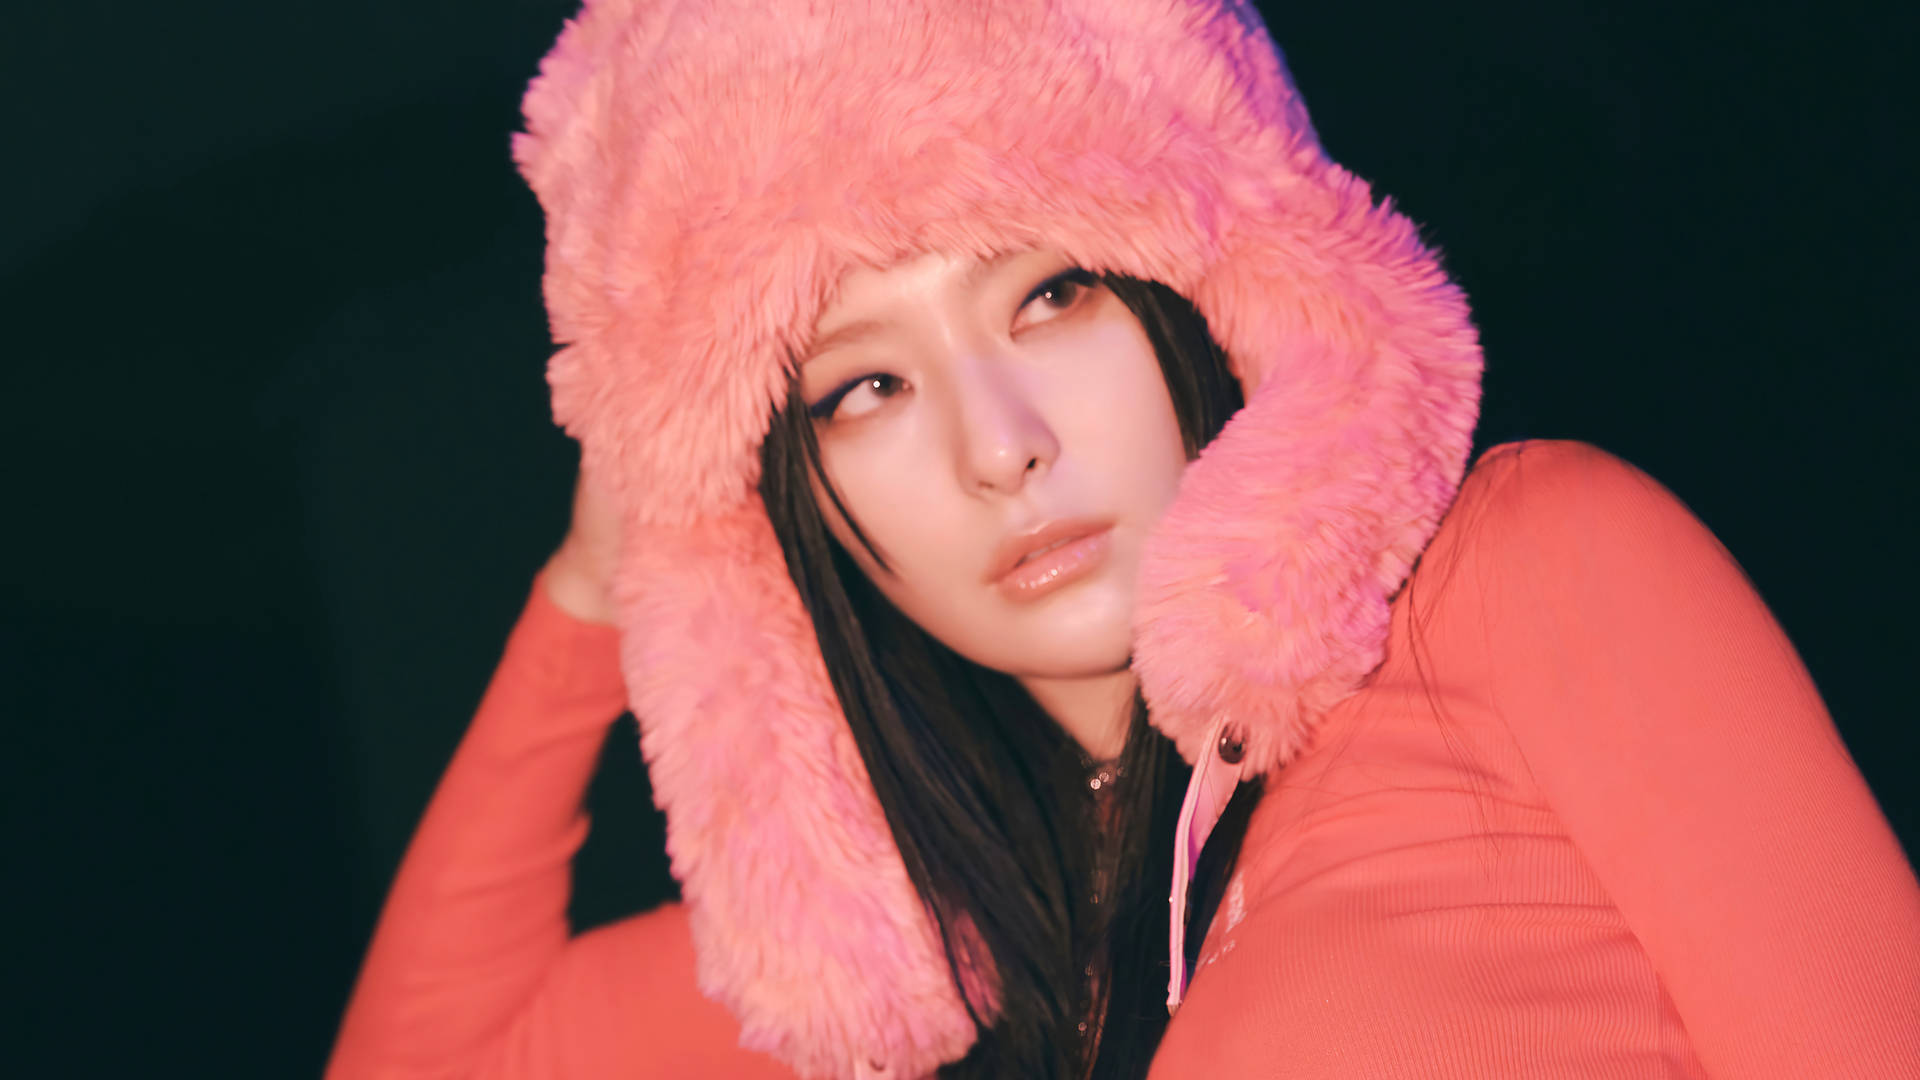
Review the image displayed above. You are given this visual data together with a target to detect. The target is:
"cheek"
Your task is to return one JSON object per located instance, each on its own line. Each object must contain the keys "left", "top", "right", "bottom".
{"left": 812, "top": 432, "right": 976, "bottom": 607}
{"left": 1050, "top": 332, "right": 1189, "bottom": 507}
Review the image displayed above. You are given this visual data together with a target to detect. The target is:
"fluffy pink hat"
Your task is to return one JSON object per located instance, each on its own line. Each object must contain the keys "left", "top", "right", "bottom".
{"left": 514, "top": 0, "right": 1481, "bottom": 1075}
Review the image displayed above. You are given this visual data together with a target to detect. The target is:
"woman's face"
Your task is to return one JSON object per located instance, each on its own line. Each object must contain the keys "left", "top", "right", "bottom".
{"left": 799, "top": 250, "right": 1190, "bottom": 688}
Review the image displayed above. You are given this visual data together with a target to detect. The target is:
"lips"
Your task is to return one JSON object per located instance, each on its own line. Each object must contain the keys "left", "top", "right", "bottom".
{"left": 985, "top": 518, "right": 1115, "bottom": 602}
{"left": 984, "top": 518, "right": 1108, "bottom": 582}
{"left": 1019, "top": 534, "right": 1082, "bottom": 566}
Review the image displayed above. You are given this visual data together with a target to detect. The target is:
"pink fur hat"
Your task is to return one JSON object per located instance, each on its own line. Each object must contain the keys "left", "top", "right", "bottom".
{"left": 514, "top": 0, "right": 1482, "bottom": 1075}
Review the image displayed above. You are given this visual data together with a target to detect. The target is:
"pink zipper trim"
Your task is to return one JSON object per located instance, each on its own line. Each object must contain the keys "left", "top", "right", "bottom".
{"left": 1167, "top": 712, "right": 1245, "bottom": 1015}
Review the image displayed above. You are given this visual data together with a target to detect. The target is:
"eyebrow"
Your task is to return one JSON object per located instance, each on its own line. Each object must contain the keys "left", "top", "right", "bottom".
{"left": 804, "top": 251, "right": 1030, "bottom": 361}
{"left": 805, "top": 317, "right": 889, "bottom": 360}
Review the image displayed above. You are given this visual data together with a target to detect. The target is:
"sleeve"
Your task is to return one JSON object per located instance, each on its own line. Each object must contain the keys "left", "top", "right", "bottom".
{"left": 326, "top": 570, "right": 795, "bottom": 1079}
{"left": 1459, "top": 440, "right": 1920, "bottom": 1078}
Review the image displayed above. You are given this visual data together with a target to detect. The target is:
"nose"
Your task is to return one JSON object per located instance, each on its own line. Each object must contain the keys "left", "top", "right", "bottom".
{"left": 949, "top": 352, "right": 1059, "bottom": 496}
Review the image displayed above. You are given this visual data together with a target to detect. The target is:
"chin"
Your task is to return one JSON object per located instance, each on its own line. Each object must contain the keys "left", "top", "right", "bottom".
{"left": 982, "top": 645, "right": 1131, "bottom": 682}
{"left": 995, "top": 585, "right": 1137, "bottom": 677}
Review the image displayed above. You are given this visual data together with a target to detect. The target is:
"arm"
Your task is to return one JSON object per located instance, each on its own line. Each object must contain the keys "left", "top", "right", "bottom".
{"left": 328, "top": 569, "right": 795, "bottom": 1079}
{"left": 1461, "top": 440, "right": 1920, "bottom": 1077}
{"left": 328, "top": 466, "right": 796, "bottom": 1078}
{"left": 325, "top": 564, "right": 626, "bottom": 1076}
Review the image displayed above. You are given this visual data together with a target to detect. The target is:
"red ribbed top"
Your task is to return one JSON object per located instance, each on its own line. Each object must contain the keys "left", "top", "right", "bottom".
{"left": 329, "top": 443, "right": 1920, "bottom": 1078}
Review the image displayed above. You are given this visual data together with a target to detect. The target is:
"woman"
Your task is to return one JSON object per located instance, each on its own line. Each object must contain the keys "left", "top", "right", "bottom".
{"left": 328, "top": 0, "right": 1920, "bottom": 1077}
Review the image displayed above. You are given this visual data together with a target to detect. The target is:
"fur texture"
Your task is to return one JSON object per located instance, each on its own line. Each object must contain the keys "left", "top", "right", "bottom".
{"left": 514, "top": 1, "right": 1482, "bottom": 1075}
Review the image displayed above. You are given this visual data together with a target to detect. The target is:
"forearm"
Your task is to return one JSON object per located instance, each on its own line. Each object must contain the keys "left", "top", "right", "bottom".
{"left": 328, "top": 568, "right": 628, "bottom": 1077}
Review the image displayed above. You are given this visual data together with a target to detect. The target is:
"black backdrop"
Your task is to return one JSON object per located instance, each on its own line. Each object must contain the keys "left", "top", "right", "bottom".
{"left": 4, "top": 2, "right": 1912, "bottom": 1075}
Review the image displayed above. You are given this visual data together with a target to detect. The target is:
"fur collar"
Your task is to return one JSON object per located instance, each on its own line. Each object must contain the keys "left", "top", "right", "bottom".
{"left": 515, "top": 1, "right": 1481, "bottom": 1075}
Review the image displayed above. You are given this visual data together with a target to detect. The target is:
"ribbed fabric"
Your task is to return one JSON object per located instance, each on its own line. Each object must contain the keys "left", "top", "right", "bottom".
{"left": 326, "top": 573, "right": 792, "bottom": 1079}
{"left": 1149, "top": 442, "right": 1920, "bottom": 1077}
{"left": 328, "top": 442, "right": 1920, "bottom": 1078}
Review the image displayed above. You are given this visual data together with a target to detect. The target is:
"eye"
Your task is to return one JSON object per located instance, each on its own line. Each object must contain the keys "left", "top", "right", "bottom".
{"left": 1014, "top": 267, "right": 1097, "bottom": 330}
{"left": 809, "top": 372, "right": 909, "bottom": 422}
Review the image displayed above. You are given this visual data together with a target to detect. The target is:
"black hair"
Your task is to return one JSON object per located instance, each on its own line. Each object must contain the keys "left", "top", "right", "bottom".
{"left": 758, "top": 275, "right": 1251, "bottom": 1079}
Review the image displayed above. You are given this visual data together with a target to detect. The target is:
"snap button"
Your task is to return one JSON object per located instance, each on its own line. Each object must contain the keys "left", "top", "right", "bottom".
{"left": 1217, "top": 725, "right": 1245, "bottom": 765}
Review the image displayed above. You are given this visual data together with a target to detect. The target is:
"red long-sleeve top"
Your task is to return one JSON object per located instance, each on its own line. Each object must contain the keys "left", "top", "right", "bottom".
{"left": 328, "top": 441, "right": 1920, "bottom": 1078}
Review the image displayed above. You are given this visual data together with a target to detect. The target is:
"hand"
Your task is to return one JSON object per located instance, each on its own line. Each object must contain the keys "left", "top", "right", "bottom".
{"left": 542, "top": 464, "right": 620, "bottom": 626}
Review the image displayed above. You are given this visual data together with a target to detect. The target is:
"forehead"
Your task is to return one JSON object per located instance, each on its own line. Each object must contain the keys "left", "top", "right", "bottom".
{"left": 814, "top": 250, "right": 1035, "bottom": 332}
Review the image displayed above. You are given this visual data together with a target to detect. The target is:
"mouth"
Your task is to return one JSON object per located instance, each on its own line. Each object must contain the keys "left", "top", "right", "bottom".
{"left": 1018, "top": 534, "right": 1083, "bottom": 567}
{"left": 987, "top": 519, "right": 1115, "bottom": 602}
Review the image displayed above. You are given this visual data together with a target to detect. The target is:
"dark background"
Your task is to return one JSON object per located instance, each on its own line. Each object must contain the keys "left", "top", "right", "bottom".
{"left": 4, "top": 1, "right": 1912, "bottom": 1075}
